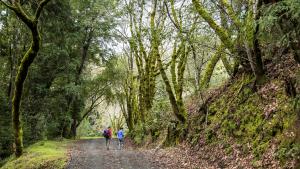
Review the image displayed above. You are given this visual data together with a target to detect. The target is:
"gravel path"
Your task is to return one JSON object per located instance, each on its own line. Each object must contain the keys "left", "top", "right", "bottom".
{"left": 67, "top": 138, "right": 159, "bottom": 169}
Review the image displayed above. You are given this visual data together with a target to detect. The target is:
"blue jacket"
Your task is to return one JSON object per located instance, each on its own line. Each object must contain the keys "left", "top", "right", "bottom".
{"left": 117, "top": 130, "right": 124, "bottom": 139}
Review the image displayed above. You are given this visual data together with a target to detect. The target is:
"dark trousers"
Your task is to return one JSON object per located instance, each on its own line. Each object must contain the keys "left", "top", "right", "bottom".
{"left": 105, "top": 137, "right": 111, "bottom": 150}
{"left": 118, "top": 138, "right": 124, "bottom": 150}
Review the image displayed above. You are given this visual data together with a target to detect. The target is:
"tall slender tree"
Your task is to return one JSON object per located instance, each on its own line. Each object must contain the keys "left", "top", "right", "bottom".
{"left": 0, "top": 0, "right": 52, "bottom": 157}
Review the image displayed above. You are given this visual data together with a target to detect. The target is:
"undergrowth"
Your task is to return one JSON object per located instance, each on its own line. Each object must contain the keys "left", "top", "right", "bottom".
{"left": 189, "top": 73, "right": 300, "bottom": 167}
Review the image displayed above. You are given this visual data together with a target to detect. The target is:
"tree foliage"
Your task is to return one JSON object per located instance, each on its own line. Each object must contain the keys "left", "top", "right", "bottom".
{"left": 0, "top": 0, "right": 299, "bottom": 165}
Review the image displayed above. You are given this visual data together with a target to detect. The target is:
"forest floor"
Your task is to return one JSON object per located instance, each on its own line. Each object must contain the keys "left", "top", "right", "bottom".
{"left": 66, "top": 138, "right": 159, "bottom": 169}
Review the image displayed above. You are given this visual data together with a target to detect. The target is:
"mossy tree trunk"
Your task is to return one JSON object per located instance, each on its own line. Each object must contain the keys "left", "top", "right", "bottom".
{"left": 125, "top": 88, "right": 134, "bottom": 131}
{"left": 123, "top": 50, "right": 137, "bottom": 132}
{"left": 189, "top": 2, "right": 235, "bottom": 90}
{"left": 200, "top": 45, "right": 225, "bottom": 89}
{"left": 1, "top": 0, "right": 52, "bottom": 157}
{"left": 219, "top": 5, "right": 233, "bottom": 76}
{"left": 197, "top": 4, "right": 236, "bottom": 88}
{"left": 157, "top": 48, "right": 187, "bottom": 123}
{"left": 219, "top": 0, "right": 242, "bottom": 28}
{"left": 192, "top": 0, "right": 266, "bottom": 83}
{"left": 192, "top": 0, "right": 240, "bottom": 81}
{"left": 157, "top": 1, "right": 191, "bottom": 125}
{"left": 125, "top": 76, "right": 137, "bottom": 132}
{"left": 126, "top": 0, "right": 160, "bottom": 128}
{"left": 244, "top": 0, "right": 265, "bottom": 83}
{"left": 192, "top": 0, "right": 235, "bottom": 52}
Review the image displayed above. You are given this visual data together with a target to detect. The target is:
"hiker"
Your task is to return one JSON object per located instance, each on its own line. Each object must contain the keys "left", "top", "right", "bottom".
{"left": 103, "top": 126, "right": 112, "bottom": 150}
{"left": 117, "top": 127, "right": 124, "bottom": 150}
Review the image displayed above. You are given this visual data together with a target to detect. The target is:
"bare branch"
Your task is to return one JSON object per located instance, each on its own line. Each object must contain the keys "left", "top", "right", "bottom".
{"left": 163, "top": 0, "right": 181, "bottom": 31}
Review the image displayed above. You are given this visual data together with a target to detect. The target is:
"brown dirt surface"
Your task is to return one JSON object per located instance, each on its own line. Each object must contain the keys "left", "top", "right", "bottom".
{"left": 66, "top": 138, "right": 160, "bottom": 169}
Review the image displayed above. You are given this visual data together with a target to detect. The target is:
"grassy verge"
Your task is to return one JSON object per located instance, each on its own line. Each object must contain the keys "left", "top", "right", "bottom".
{"left": 1, "top": 140, "right": 70, "bottom": 169}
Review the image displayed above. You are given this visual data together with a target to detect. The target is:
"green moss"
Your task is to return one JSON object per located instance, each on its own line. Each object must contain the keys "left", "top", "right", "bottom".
{"left": 221, "top": 119, "right": 237, "bottom": 136}
{"left": 192, "top": 0, "right": 234, "bottom": 52}
{"left": 276, "top": 135, "right": 300, "bottom": 163}
{"left": 225, "top": 146, "right": 233, "bottom": 155}
{"left": 263, "top": 116, "right": 283, "bottom": 138}
{"left": 1, "top": 140, "right": 70, "bottom": 169}
{"left": 253, "top": 141, "right": 270, "bottom": 158}
{"left": 199, "top": 77, "right": 298, "bottom": 164}
{"left": 190, "top": 133, "right": 201, "bottom": 145}
{"left": 204, "top": 127, "right": 217, "bottom": 143}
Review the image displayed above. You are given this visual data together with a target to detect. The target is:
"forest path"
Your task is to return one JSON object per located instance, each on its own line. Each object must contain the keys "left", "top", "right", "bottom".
{"left": 66, "top": 138, "right": 159, "bottom": 169}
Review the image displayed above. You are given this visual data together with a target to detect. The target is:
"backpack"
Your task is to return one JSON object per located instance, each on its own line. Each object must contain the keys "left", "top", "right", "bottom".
{"left": 103, "top": 129, "right": 109, "bottom": 138}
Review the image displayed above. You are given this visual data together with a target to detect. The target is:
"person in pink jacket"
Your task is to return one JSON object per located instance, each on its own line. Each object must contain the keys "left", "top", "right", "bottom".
{"left": 103, "top": 126, "right": 112, "bottom": 150}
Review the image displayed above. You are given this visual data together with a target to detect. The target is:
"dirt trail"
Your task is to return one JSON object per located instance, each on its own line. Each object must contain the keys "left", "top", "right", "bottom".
{"left": 67, "top": 138, "right": 159, "bottom": 169}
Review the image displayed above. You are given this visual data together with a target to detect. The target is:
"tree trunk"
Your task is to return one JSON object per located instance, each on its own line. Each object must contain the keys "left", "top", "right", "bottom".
{"left": 125, "top": 51, "right": 135, "bottom": 132}
{"left": 253, "top": 0, "right": 265, "bottom": 80}
{"left": 219, "top": 6, "right": 233, "bottom": 76}
{"left": 2, "top": 0, "right": 52, "bottom": 157}
{"left": 157, "top": 55, "right": 186, "bottom": 123}
{"left": 220, "top": 54, "right": 233, "bottom": 76}
{"left": 126, "top": 88, "right": 134, "bottom": 131}
{"left": 192, "top": 0, "right": 241, "bottom": 76}
{"left": 200, "top": 45, "right": 224, "bottom": 89}
{"left": 192, "top": 0, "right": 234, "bottom": 52}
{"left": 192, "top": 45, "right": 201, "bottom": 91}
{"left": 253, "top": 24, "right": 265, "bottom": 82}
{"left": 12, "top": 25, "right": 41, "bottom": 157}
{"left": 244, "top": 0, "right": 265, "bottom": 82}
{"left": 67, "top": 28, "right": 93, "bottom": 138}
{"left": 70, "top": 119, "right": 77, "bottom": 139}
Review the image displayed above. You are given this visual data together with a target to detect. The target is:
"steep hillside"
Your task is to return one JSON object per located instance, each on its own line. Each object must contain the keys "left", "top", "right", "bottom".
{"left": 151, "top": 55, "right": 300, "bottom": 168}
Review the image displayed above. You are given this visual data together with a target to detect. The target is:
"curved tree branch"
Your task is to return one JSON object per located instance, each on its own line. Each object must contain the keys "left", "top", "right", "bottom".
{"left": 35, "top": 0, "right": 52, "bottom": 20}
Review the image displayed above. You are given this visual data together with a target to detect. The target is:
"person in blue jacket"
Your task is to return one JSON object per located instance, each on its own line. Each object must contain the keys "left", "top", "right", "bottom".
{"left": 117, "top": 127, "right": 124, "bottom": 150}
